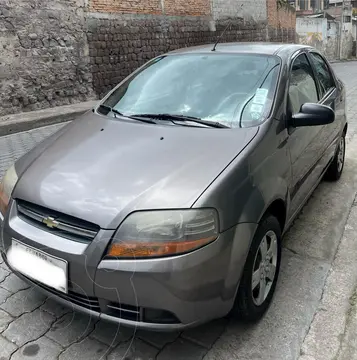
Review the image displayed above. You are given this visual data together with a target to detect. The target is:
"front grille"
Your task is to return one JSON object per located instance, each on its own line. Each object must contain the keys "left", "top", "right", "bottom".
{"left": 16, "top": 200, "right": 100, "bottom": 244}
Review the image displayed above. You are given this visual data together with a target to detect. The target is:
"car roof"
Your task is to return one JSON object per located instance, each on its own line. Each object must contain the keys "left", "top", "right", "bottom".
{"left": 167, "top": 42, "right": 312, "bottom": 59}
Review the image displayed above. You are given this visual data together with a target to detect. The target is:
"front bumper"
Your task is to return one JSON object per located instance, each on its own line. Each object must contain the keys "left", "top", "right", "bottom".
{"left": 1, "top": 200, "right": 256, "bottom": 331}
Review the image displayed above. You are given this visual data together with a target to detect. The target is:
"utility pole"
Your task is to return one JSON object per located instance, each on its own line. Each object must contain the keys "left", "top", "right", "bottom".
{"left": 340, "top": 0, "right": 352, "bottom": 59}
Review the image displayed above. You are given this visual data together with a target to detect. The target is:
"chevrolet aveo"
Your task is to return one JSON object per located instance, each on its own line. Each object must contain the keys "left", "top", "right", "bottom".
{"left": 0, "top": 43, "right": 347, "bottom": 330}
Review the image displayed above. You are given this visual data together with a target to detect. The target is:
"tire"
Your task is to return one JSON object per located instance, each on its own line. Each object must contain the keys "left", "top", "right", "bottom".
{"left": 325, "top": 134, "right": 346, "bottom": 182}
{"left": 231, "top": 215, "right": 282, "bottom": 322}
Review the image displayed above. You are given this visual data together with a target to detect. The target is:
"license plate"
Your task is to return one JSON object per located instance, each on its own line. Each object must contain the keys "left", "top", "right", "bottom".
{"left": 7, "top": 239, "right": 68, "bottom": 294}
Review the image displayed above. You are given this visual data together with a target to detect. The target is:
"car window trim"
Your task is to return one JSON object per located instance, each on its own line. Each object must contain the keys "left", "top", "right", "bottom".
{"left": 303, "top": 51, "right": 324, "bottom": 101}
{"left": 284, "top": 49, "right": 303, "bottom": 134}
{"left": 307, "top": 50, "right": 337, "bottom": 99}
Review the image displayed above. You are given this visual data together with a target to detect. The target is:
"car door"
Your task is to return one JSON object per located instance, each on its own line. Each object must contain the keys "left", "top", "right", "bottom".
{"left": 307, "top": 51, "right": 342, "bottom": 168}
{"left": 287, "top": 52, "right": 325, "bottom": 220}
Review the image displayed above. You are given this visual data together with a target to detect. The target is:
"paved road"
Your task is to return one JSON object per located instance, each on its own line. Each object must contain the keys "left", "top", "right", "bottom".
{"left": 1, "top": 62, "right": 357, "bottom": 360}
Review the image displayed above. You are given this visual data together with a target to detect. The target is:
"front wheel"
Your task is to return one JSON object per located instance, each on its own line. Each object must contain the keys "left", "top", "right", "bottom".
{"left": 325, "top": 134, "right": 346, "bottom": 181}
{"left": 231, "top": 215, "right": 282, "bottom": 322}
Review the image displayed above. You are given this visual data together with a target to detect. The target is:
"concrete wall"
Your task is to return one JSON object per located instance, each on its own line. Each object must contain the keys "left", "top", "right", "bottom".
{"left": 212, "top": 0, "right": 267, "bottom": 21}
{"left": 325, "top": 21, "right": 339, "bottom": 60}
{"left": 0, "top": 0, "right": 94, "bottom": 116}
{"left": 0, "top": 0, "right": 296, "bottom": 117}
{"left": 341, "top": 31, "right": 354, "bottom": 58}
{"left": 296, "top": 17, "right": 353, "bottom": 60}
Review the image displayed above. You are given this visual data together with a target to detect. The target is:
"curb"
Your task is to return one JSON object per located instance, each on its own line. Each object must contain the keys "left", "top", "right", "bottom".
{"left": 0, "top": 100, "right": 99, "bottom": 137}
{"left": 330, "top": 58, "right": 357, "bottom": 64}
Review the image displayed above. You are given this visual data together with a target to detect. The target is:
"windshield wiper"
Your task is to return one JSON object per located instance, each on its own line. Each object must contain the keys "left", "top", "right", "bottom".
{"left": 97, "top": 105, "right": 156, "bottom": 124}
{"left": 129, "top": 113, "right": 229, "bottom": 128}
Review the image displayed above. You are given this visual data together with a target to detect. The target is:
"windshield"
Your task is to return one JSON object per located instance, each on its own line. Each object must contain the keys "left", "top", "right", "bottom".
{"left": 102, "top": 53, "right": 280, "bottom": 128}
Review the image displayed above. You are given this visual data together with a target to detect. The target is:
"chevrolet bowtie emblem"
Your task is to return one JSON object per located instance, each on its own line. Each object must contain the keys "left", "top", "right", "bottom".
{"left": 42, "top": 216, "right": 59, "bottom": 229}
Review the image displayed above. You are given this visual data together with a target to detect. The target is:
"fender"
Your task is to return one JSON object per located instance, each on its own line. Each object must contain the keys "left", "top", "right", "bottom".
{"left": 194, "top": 119, "right": 291, "bottom": 232}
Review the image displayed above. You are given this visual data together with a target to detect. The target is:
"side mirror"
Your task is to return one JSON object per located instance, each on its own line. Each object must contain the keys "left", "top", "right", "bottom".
{"left": 291, "top": 103, "right": 335, "bottom": 127}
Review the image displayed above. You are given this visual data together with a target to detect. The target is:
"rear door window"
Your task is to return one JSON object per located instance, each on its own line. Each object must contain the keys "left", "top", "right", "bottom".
{"left": 309, "top": 52, "right": 336, "bottom": 98}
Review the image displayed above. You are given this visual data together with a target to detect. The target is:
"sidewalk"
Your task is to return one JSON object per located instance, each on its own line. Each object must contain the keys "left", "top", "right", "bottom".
{"left": 299, "top": 192, "right": 357, "bottom": 360}
{"left": 0, "top": 100, "right": 98, "bottom": 137}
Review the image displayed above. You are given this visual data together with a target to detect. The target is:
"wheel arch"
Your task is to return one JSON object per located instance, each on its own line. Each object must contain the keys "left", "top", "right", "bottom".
{"left": 260, "top": 198, "right": 287, "bottom": 233}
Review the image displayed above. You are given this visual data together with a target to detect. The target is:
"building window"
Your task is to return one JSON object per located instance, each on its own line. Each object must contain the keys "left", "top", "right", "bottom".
{"left": 343, "top": 15, "right": 351, "bottom": 22}
{"left": 298, "top": 0, "right": 308, "bottom": 10}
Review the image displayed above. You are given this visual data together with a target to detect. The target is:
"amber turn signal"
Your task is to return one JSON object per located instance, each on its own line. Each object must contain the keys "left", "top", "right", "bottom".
{"left": 107, "top": 236, "right": 217, "bottom": 258}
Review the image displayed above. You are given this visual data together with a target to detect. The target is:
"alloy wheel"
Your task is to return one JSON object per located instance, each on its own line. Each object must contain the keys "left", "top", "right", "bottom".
{"left": 251, "top": 230, "right": 278, "bottom": 306}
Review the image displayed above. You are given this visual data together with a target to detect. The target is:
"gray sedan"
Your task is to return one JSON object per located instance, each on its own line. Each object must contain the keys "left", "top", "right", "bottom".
{"left": 0, "top": 43, "right": 347, "bottom": 331}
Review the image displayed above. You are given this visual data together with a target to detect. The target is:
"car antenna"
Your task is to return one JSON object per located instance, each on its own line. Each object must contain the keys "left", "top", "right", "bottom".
{"left": 212, "top": 20, "right": 232, "bottom": 52}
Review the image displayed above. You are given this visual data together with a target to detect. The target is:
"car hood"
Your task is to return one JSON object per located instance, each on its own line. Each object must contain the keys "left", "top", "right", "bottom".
{"left": 13, "top": 113, "right": 258, "bottom": 229}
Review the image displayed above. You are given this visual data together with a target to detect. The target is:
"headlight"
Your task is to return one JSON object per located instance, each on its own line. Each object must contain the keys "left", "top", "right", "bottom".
{"left": 0, "top": 165, "right": 18, "bottom": 217}
{"left": 107, "top": 209, "right": 219, "bottom": 258}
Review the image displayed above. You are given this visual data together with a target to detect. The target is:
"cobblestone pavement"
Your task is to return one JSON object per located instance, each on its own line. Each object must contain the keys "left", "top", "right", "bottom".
{"left": 0, "top": 62, "right": 357, "bottom": 360}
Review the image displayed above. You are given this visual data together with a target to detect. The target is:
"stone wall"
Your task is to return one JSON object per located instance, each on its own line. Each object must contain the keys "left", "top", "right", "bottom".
{"left": 87, "top": 15, "right": 269, "bottom": 98}
{"left": 0, "top": 0, "right": 296, "bottom": 117}
{"left": 0, "top": 0, "right": 94, "bottom": 117}
{"left": 87, "top": 0, "right": 296, "bottom": 97}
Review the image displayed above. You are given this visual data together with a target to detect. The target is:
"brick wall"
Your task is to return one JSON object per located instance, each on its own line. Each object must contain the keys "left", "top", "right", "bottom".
{"left": 90, "top": 0, "right": 211, "bottom": 16}
{"left": 267, "top": 0, "right": 296, "bottom": 35}
{"left": 267, "top": 0, "right": 296, "bottom": 28}
{"left": 267, "top": 0, "right": 296, "bottom": 41}
{"left": 90, "top": 0, "right": 162, "bottom": 15}
{"left": 164, "top": 0, "right": 210, "bottom": 16}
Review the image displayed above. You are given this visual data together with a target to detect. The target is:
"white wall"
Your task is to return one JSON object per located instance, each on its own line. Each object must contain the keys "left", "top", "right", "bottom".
{"left": 296, "top": 17, "right": 353, "bottom": 60}
{"left": 211, "top": 0, "right": 267, "bottom": 21}
{"left": 296, "top": 17, "right": 328, "bottom": 40}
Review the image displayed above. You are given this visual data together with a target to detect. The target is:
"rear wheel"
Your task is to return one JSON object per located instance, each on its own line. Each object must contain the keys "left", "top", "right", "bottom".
{"left": 325, "top": 134, "right": 345, "bottom": 181}
{"left": 232, "top": 215, "right": 282, "bottom": 322}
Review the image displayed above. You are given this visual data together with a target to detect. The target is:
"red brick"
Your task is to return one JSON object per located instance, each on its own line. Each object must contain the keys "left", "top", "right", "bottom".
{"left": 267, "top": 0, "right": 296, "bottom": 29}
{"left": 164, "top": 0, "right": 210, "bottom": 16}
{"left": 90, "top": 0, "right": 162, "bottom": 14}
